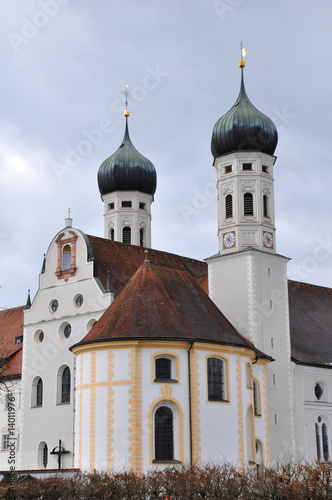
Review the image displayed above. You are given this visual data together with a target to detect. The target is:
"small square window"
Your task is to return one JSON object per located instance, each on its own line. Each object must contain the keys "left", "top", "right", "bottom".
{"left": 262, "top": 165, "right": 269, "bottom": 173}
{"left": 15, "top": 336, "right": 23, "bottom": 345}
{"left": 224, "top": 165, "right": 232, "bottom": 174}
{"left": 122, "top": 201, "right": 132, "bottom": 208}
{"left": 2, "top": 434, "right": 9, "bottom": 451}
{"left": 242, "top": 163, "right": 252, "bottom": 171}
{"left": 139, "top": 202, "right": 146, "bottom": 210}
{"left": 108, "top": 202, "right": 114, "bottom": 210}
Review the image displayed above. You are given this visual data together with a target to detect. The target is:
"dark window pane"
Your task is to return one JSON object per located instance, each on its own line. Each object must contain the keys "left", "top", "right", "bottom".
{"left": 253, "top": 380, "right": 260, "bottom": 415}
{"left": 122, "top": 201, "right": 132, "bottom": 207}
{"left": 43, "top": 443, "right": 48, "bottom": 468}
{"left": 155, "top": 406, "right": 174, "bottom": 461}
{"left": 36, "top": 378, "right": 43, "bottom": 406}
{"left": 140, "top": 228, "right": 144, "bottom": 247}
{"left": 62, "top": 367, "right": 71, "bottom": 403}
{"left": 155, "top": 358, "right": 171, "bottom": 380}
{"left": 315, "top": 383, "right": 323, "bottom": 400}
{"left": 323, "top": 423, "right": 329, "bottom": 460}
{"left": 316, "top": 423, "right": 322, "bottom": 461}
{"left": 207, "top": 358, "right": 224, "bottom": 401}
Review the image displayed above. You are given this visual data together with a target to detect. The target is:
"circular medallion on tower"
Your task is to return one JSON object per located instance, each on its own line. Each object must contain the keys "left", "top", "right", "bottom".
{"left": 97, "top": 113, "right": 157, "bottom": 197}
{"left": 211, "top": 64, "right": 278, "bottom": 159}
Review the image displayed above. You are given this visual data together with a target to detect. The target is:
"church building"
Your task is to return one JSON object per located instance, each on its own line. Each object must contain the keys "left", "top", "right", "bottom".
{"left": 0, "top": 56, "right": 331, "bottom": 473}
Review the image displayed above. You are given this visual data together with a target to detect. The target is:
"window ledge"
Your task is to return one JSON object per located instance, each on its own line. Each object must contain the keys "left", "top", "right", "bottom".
{"left": 152, "top": 459, "right": 182, "bottom": 464}
{"left": 254, "top": 413, "right": 262, "bottom": 417}
{"left": 154, "top": 379, "right": 178, "bottom": 384}
{"left": 31, "top": 405, "right": 42, "bottom": 409}
{"left": 56, "top": 402, "right": 71, "bottom": 406}
{"left": 208, "top": 398, "right": 229, "bottom": 403}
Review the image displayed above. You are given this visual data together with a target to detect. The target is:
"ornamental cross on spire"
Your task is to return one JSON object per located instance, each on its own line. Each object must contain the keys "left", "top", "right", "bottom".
{"left": 68, "top": 207, "right": 71, "bottom": 218}
{"left": 121, "top": 84, "right": 131, "bottom": 110}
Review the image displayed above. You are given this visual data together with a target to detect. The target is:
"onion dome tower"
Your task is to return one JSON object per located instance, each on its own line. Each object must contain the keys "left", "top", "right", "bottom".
{"left": 98, "top": 86, "right": 156, "bottom": 248}
{"left": 210, "top": 55, "right": 278, "bottom": 255}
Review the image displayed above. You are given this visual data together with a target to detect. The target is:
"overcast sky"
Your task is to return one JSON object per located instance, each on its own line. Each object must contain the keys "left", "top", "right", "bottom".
{"left": 1, "top": 0, "right": 332, "bottom": 309}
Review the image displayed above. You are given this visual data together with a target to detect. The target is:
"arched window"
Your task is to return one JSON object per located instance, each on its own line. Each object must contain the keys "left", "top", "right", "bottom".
{"left": 38, "top": 441, "right": 48, "bottom": 468}
{"left": 61, "top": 367, "right": 71, "bottom": 403}
{"left": 225, "top": 195, "right": 233, "bottom": 218}
{"left": 207, "top": 357, "right": 226, "bottom": 401}
{"left": 36, "top": 378, "right": 43, "bottom": 407}
{"left": 62, "top": 244, "right": 71, "bottom": 270}
{"left": 122, "top": 226, "right": 131, "bottom": 244}
{"left": 57, "top": 365, "right": 71, "bottom": 404}
{"left": 154, "top": 406, "right": 174, "bottom": 461}
{"left": 247, "top": 406, "right": 255, "bottom": 463}
{"left": 244, "top": 193, "right": 253, "bottom": 215}
{"left": 316, "top": 416, "right": 330, "bottom": 461}
{"left": 253, "top": 379, "right": 261, "bottom": 416}
{"left": 140, "top": 228, "right": 144, "bottom": 247}
{"left": 110, "top": 228, "right": 114, "bottom": 241}
{"left": 263, "top": 195, "right": 269, "bottom": 217}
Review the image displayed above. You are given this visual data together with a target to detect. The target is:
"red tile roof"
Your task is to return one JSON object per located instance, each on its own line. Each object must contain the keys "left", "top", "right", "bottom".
{"left": 0, "top": 306, "right": 24, "bottom": 378}
{"left": 87, "top": 235, "right": 208, "bottom": 296}
{"left": 288, "top": 280, "right": 332, "bottom": 366}
{"left": 75, "top": 259, "right": 265, "bottom": 357}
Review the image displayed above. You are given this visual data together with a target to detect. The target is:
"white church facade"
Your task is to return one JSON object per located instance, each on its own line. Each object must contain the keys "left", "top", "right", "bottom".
{"left": 0, "top": 58, "right": 331, "bottom": 473}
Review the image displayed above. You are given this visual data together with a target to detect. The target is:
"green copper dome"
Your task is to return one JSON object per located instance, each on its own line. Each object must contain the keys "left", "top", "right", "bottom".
{"left": 98, "top": 117, "right": 157, "bottom": 196}
{"left": 211, "top": 68, "right": 278, "bottom": 159}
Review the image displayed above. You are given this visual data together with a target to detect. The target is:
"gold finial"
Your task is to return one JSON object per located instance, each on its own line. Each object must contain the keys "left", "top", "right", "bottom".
{"left": 121, "top": 84, "right": 131, "bottom": 117}
{"left": 144, "top": 249, "right": 148, "bottom": 261}
{"left": 239, "top": 41, "right": 246, "bottom": 68}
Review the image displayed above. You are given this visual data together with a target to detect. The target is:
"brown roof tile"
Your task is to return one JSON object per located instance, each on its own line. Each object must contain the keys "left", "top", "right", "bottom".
{"left": 288, "top": 280, "right": 332, "bottom": 366}
{"left": 0, "top": 306, "right": 24, "bottom": 378}
{"left": 87, "top": 235, "right": 208, "bottom": 296}
{"left": 75, "top": 259, "right": 263, "bottom": 356}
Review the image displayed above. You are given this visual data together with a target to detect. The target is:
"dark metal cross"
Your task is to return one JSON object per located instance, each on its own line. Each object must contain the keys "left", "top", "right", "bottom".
{"left": 50, "top": 439, "right": 69, "bottom": 469}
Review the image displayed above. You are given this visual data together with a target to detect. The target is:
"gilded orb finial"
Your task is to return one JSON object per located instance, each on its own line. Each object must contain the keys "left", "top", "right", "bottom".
{"left": 121, "top": 84, "right": 131, "bottom": 117}
{"left": 239, "top": 42, "right": 246, "bottom": 68}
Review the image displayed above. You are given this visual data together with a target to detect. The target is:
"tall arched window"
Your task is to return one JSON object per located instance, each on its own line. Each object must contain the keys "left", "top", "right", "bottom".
{"left": 38, "top": 441, "right": 48, "bottom": 468}
{"left": 140, "top": 228, "right": 144, "bottom": 247}
{"left": 61, "top": 367, "right": 71, "bottom": 403}
{"left": 62, "top": 244, "right": 71, "bottom": 270}
{"left": 316, "top": 416, "right": 330, "bottom": 461}
{"left": 110, "top": 228, "right": 114, "bottom": 241}
{"left": 263, "top": 195, "right": 269, "bottom": 217}
{"left": 225, "top": 195, "right": 233, "bottom": 218}
{"left": 253, "top": 379, "right": 261, "bottom": 416}
{"left": 207, "top": 357, "right": 225, "bottom": 401}
{"left": 244, "top": 193, "right": 253, "bottom": 215}
{"left": 154, "top": 406, "right": 174, "bottom": 461}
{"left": 122, "top": 226, "right": 131, "bottom": 244}
{"left": 247, "top": 406, "right": 255, "bottom": 463}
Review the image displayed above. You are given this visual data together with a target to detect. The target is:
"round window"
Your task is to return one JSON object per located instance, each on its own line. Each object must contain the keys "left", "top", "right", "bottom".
{"left": 64, "top": 324, "right": 71, "bottom": 339}
{"left": 34, "top": 329, "right": 44, "bottom": 345}
{"left": 75, "top": 294, "right": 84, "bottom": 308}
{"left": 50, "top": 300, "right": 59, "bottom": 313}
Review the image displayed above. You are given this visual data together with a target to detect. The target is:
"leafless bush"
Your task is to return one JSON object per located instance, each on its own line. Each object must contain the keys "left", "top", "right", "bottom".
{"left": 1, "top": 462, "right": 332, "bottom": 499}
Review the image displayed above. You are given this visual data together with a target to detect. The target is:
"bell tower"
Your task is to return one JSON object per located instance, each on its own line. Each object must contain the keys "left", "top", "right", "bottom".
{"left": 206, "top": 54, "right": 296, "bottom": 465}
{"left": 97, "top": 86, "right": 157, "bottom": 248}
{"left": 211, "top": 58, "right": 278, "bottom": 256}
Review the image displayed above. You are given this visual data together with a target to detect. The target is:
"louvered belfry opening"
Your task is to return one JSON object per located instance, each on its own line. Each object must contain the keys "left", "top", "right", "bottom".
{"left": 225, "top": 194, "right": 233, "bottom": 218}
{"left": 122, "top": 226, "right": 131, "bottom": 244}
{"left": 155, "top": 406, "right": 174, "bottom": 461}
{"left": 244, "top": 192, "right": 253, "bottom": 215}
